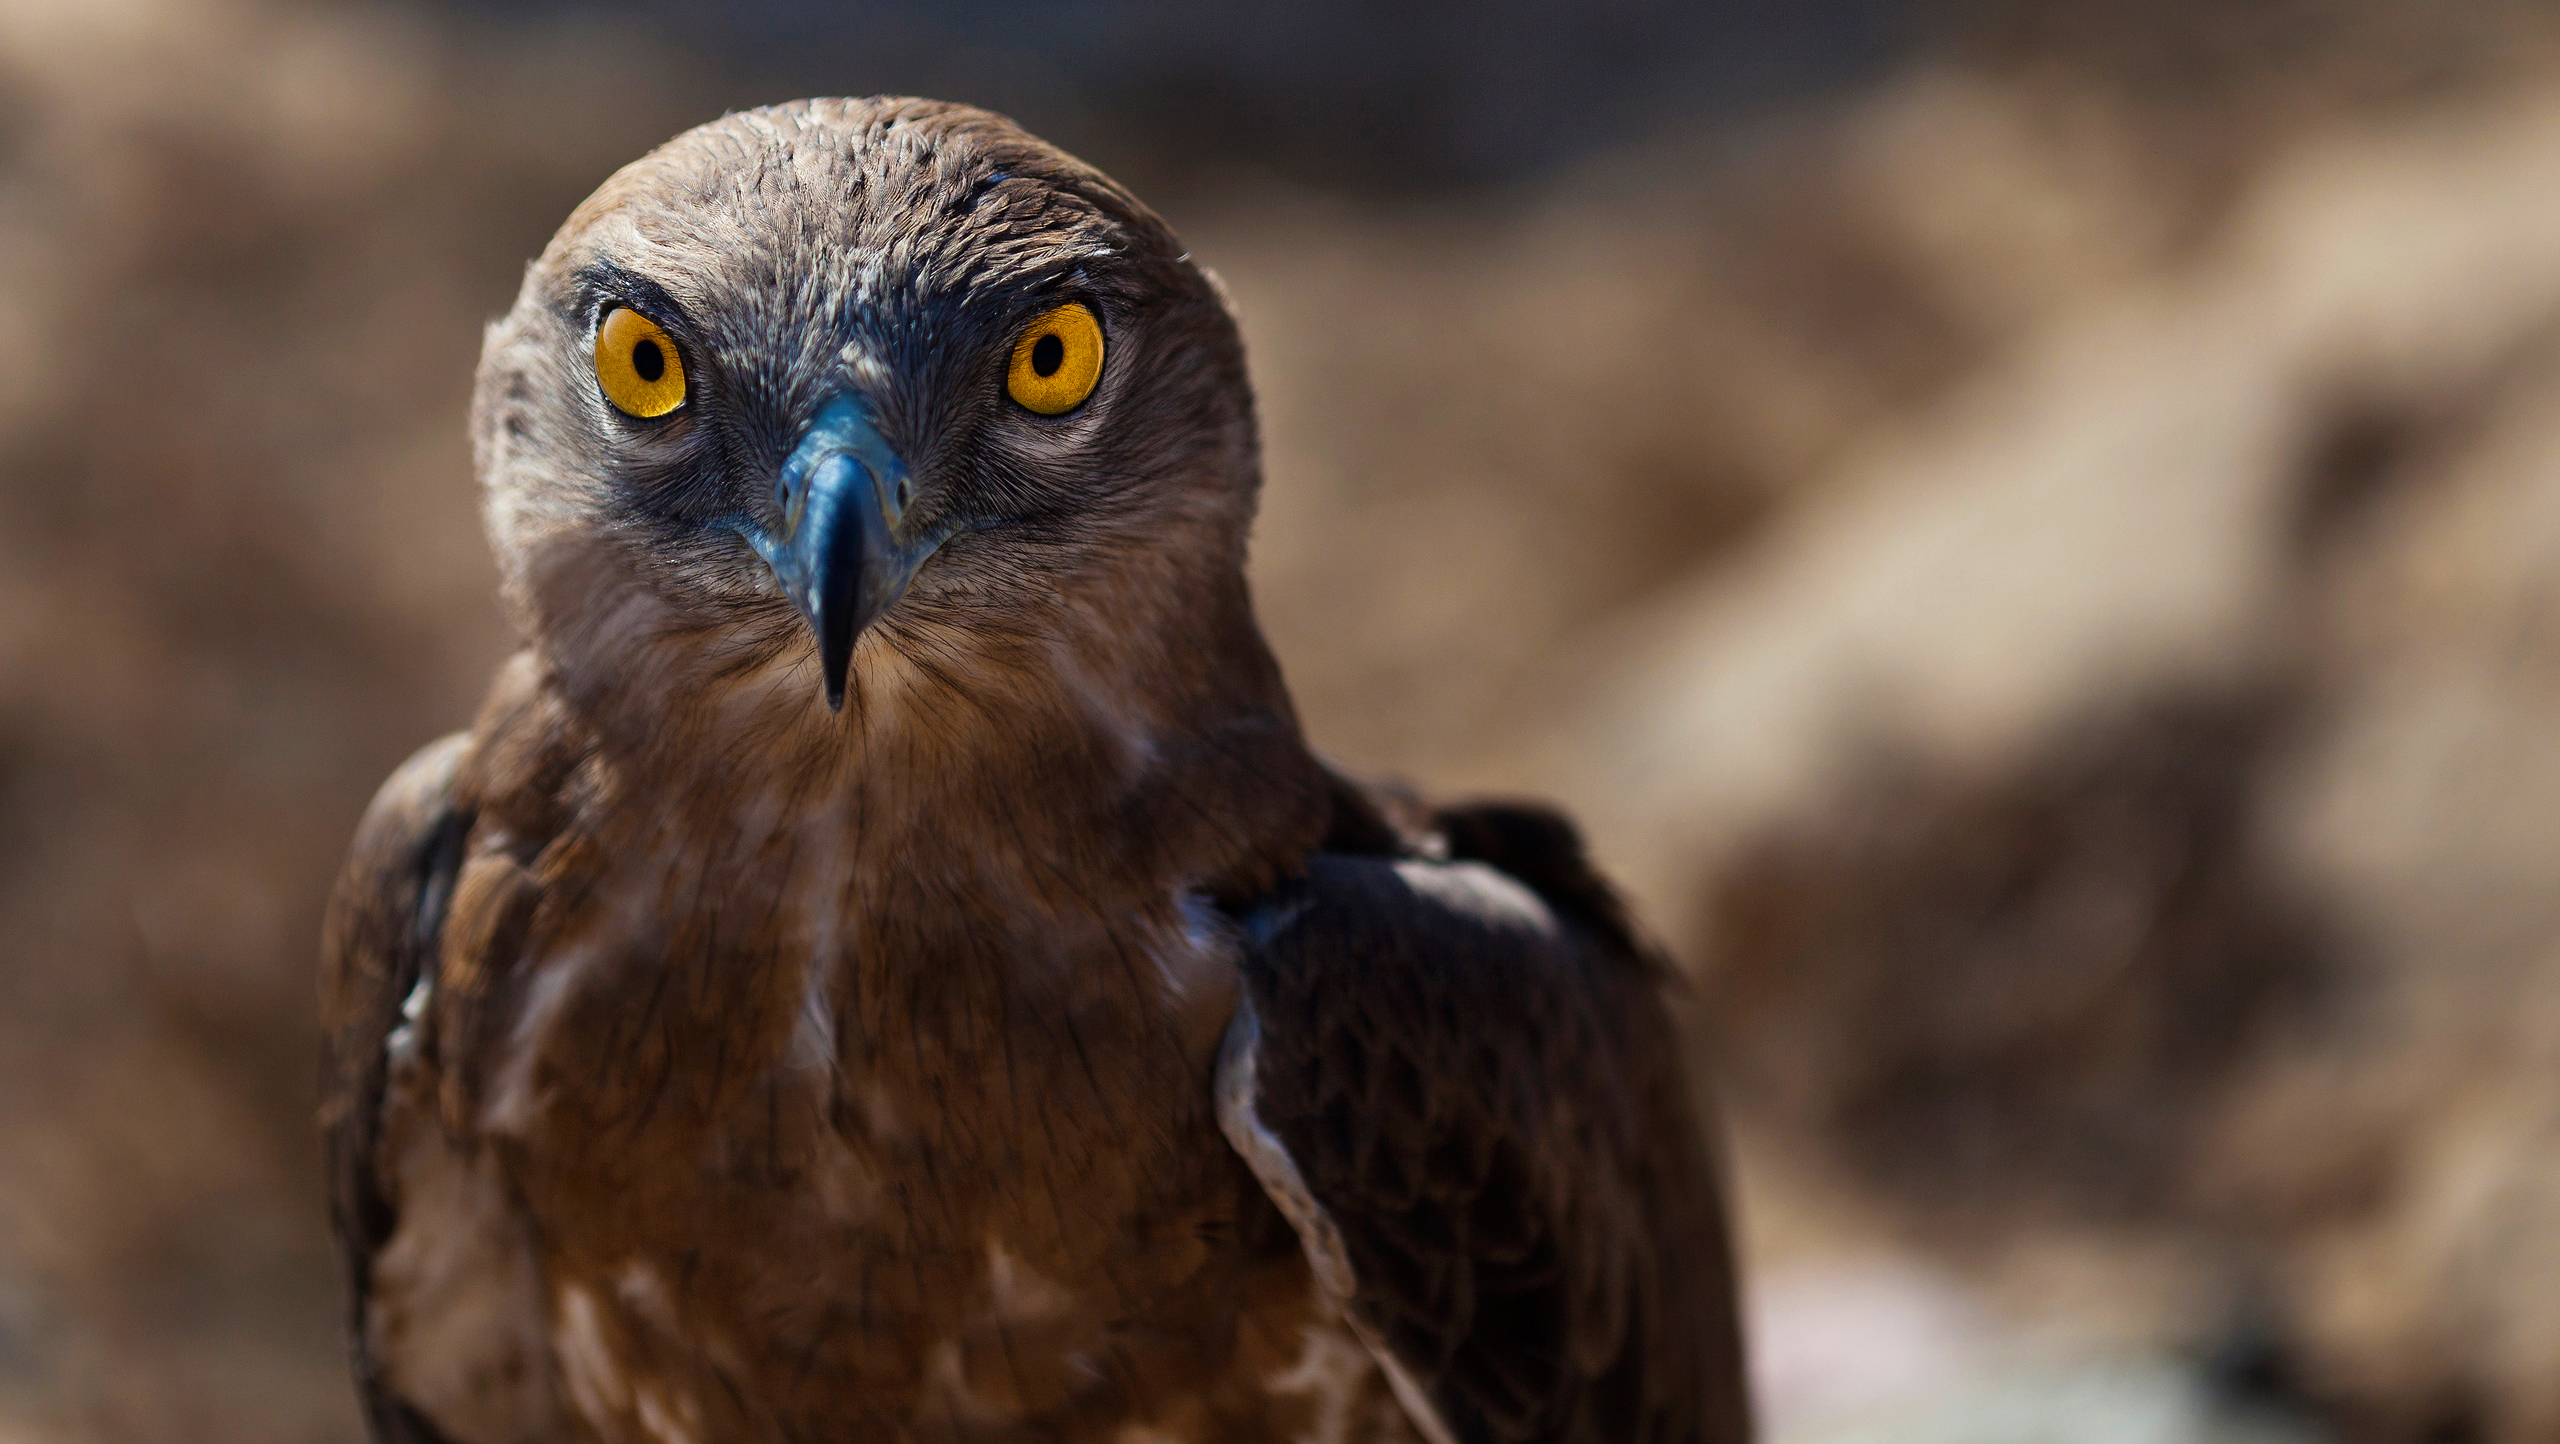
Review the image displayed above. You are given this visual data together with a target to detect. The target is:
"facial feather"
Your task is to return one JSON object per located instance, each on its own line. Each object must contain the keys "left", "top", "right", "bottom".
{"left": 468, "top": 97, "right": 1322, "bottom": 902}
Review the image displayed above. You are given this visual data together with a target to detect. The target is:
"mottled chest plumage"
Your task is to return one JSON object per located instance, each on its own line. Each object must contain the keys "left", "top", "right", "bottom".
{"left": 364, "top": 817, "right": 1415, "bottom": 1444}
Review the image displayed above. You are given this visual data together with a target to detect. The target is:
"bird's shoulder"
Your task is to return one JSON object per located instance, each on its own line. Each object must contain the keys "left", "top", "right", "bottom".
{"left": 320, "top": 652, "right": 591, "bottom": 1106}
{"left": 1216, "top": 769, "right": 1751, "bottom": 1444}
{"left": 319, "top": 652, "right": 592, "bottom": 1444}
{"left": 320, "top": 724, "right": 476, "bottom": 1444}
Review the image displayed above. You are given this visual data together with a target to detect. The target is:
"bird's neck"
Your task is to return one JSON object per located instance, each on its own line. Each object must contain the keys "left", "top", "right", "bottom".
{"left": 524, "top": 554, "right": 1330, "bottom": 920}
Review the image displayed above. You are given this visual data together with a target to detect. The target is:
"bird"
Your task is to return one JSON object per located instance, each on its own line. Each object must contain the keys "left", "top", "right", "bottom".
{"left": 319, "top": 97, "right": 1749, "bottom": 1444}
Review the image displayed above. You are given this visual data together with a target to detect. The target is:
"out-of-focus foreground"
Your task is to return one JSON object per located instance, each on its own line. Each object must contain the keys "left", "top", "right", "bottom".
{"left": 5, "top": 1, "right": 2560, "bottom": 1440}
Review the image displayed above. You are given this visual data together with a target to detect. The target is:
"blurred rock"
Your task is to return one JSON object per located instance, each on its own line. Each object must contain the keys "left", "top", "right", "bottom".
{"left": 1567, "top": 70, "right": 2560, "bottom": 1444}
{"left": 1781, "top": 1355, "right": 2329, "bottom": 1444}
{"left": 1750, "top": 1260, "right": 1994, "bottom": 1435}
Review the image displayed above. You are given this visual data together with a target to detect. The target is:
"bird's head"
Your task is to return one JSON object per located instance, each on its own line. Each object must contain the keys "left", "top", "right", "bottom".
{"left": 473, "top": 99, "right": 1271, "bottom": 734}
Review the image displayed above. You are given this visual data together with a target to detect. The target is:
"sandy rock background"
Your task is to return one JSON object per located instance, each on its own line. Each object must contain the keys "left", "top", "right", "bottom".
{"left": 4, "top": 1, "right": 2558, "bottom": 1439}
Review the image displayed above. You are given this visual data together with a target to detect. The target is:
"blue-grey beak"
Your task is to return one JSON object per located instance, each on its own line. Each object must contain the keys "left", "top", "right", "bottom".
{"left": 738, "top": 394, "right": 941, "bottom": 710}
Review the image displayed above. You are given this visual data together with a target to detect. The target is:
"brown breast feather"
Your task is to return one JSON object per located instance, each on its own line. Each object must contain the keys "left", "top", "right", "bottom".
{"left": 323, "top": 649, "right": 1442, "bottom": 1444}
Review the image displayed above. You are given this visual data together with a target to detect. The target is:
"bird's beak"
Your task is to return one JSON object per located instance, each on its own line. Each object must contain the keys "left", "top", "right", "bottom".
{"left": 738, "top": 393, "right": 937, "bottom": 711}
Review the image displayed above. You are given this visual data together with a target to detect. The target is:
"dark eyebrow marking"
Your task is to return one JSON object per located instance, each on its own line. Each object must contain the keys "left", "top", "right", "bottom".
{"left": 569, "top": 260, "right": 699, "bottom": 340}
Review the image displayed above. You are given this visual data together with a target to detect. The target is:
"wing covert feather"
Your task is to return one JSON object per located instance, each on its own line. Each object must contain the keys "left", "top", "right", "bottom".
{"left": 1225, "top": 800, "right": 1749, "bottom": 1444}
{"left": 318, "top": 732, "right": 473, "bottom": 1444}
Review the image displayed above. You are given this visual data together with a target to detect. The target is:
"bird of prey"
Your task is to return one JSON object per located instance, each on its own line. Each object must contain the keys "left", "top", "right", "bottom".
{"left": 320, "top": 98, "right": 1748, "bottom": 1444}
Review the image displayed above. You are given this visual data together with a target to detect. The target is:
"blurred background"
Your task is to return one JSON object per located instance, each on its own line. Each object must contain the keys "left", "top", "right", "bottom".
{"left": 5, "top": 0, "right": 2560, "bottom": 1439}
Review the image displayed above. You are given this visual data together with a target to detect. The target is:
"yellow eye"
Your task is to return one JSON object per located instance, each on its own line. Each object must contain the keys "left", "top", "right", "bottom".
{"left": 1006, "top": 303, "right": 1103, "bottom": 415}
{"left": 595, "top": 307, "right": 687, "bottom": 418}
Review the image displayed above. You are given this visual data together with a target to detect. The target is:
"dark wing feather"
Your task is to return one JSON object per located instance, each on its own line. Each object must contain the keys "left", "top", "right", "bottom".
{"left": 1222, "top": 789, "right": 1750, "bottom": 1444}
{"left": 318, "top": 733, "right": 473, "bottom": 1444}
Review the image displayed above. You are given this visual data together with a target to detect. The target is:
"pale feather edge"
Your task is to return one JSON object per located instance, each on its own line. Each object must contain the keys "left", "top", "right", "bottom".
{"left": 1215, "top": 997, "right": 1460, "bottom": 1444}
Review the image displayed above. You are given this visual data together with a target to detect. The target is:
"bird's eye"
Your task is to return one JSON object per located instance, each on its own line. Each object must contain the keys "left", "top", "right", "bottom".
{"left": 1006, "top": 303, "right": 1103, "bottom": 415}
{"left": 595, "top": 307, "right": 687, "bottom": 419}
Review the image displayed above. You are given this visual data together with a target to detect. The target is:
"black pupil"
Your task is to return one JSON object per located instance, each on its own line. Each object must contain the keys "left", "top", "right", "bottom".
{"left": 631, "top": 338, "right": 665, "bottom": 384}
{"left": 1031, "top": 332, "right": 1064, "bottom": 378}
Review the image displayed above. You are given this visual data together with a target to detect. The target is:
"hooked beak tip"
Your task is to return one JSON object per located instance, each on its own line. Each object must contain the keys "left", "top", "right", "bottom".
{"left": 821, "top": 630, "right": 851, "bottom": 712}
